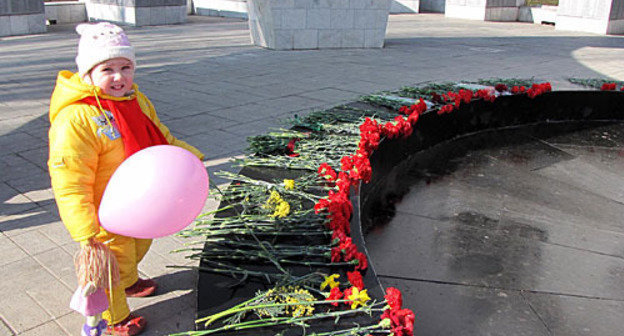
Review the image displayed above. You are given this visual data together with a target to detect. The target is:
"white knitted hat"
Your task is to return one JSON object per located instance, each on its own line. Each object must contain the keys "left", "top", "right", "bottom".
{"left": 75, "top": 22, "right": 136, "bottom": 76}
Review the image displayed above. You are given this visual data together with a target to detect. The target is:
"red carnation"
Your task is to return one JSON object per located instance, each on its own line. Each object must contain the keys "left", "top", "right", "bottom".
{"left": 382, "top": 121, "right": 400, "bottom": 139}
{"left": 343, "top": 287, "right": 354, "bottom": 307}
{"left": 286, "top": 138, "right": 299, "bottom": 157}
{"left": 359, "top": 132, "right": 380, "bottom": 154}
{"left": 340, "top": 155, "right": 354, "bottom": 171}
{"left": 381, "top": 308, "right": 415, "bottom": 336}
{"left": 327, "top": 189, "right": 352, "bottom": 219}
{"left": 408, "top": 111, "right": 420, "bottom": 125}
{"left": 354, "top": 251, "right": 368, "bottom": 270}
{"left": 340, "top": 237, "right": 358, "bottom": 261}
{"left": 475, "top": 89, "right": 496, "bottom": 102}
{"left": 458, "top": 89, "right": 473, "bottom": 103}
{"left": 350, "top": 155, "right": 372, "bottom": 183}
{"left": 347, "top": 271, "right": 364, "bottom": 290}
{"left": 318, "top": 162, "right": 337, "bottom": 182}
{"left": 417, "top": 98, "right": 427, "bottom": 110}
{"left": 526, "top": 82, "right": 552, "bottom": 99}
{"left": 438, "top": 104, "right": 454, "bottom": 114}
{"left": 314, "top": 197, "right": 330, "bottom": 213}
{"left": 511, "top": 85, "right": 526, "bottom": 94}
{"left": 326, "top": 287, "right": 343, "bottom": 306}
{"left": 359, "top": 118, "right": 381, "bottom": 153}
{"left": 331, "top": 246, "right": 342, "bottom": 262}
{"left": 336, "top": 171, "right": 352, "bottom": 193}
{"left": 328, "top": 211, "right": 350, "bottom": 234}
{"left": 360, "top": 117, "right": 380, "bottom": 133}
{"left": 454, "top": 96, "right": 462, "bottom": 109}
{"left": 431, "top": 92, "right": 442, "bottom": 102}
{"left": 402, "top": 97, "right": 426, "bottom": 122}
{"left": 495, "top": 83, "right": 508, "bottom": 92}
{"left": 332, "top": 228, "right": 347, "bottom": 244}
{"left": 392, "top": 116, "right": 412, "bottom": 139}
{"left": 384, "top": 287, "right": 403, "bottom": 311}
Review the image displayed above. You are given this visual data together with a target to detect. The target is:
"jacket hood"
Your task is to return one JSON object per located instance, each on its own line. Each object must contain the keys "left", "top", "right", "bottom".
{"left": 49, "top": 70, "right": 139, "bottom": 123}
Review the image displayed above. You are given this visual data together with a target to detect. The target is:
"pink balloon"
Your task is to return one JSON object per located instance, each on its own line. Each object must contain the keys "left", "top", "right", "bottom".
{"left": 99, "top": 145, "right": 209, "bottom": 239}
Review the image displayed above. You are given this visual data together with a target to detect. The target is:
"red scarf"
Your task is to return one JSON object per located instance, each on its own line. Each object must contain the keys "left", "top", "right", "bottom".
{"left": 82, "top": 96, "right": 169, "bottom": 158}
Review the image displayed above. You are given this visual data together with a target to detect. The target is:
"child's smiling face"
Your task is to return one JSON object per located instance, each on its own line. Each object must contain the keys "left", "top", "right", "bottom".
{"left": 87, "top": 58, "right": 135, "bottom": 97}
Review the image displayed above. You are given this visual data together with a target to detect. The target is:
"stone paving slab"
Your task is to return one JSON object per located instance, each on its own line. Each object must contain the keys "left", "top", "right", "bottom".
{"left": 381, "top": 277, "right": 551, "bottom": 336}
{"left": 0, "top": 12, "right": 623, "bottom": 336}
{"left": 523, "top": 291, "right": 624, "bottom": 336}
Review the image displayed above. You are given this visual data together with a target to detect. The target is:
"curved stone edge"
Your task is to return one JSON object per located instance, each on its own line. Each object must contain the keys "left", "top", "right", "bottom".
{"left": 356, "top": 90, "right": 624, "bottom": 293}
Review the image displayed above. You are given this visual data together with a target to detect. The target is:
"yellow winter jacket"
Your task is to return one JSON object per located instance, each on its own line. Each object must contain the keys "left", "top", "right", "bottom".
{"left": 48, "top": 70, "right": 204, "bottom": 242}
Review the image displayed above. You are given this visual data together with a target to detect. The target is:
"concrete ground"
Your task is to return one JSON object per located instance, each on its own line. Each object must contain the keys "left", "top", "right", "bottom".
{"left": 0, "top": 13, "right": 623, "bottom": 336}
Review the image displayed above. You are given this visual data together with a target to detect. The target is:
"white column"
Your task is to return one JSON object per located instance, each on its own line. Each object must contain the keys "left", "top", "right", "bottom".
{"left": 445, "top": 0, "right": 523, "bottom": 21}
{"left": 556, "top": 0, "right": 624, "bottom": 35}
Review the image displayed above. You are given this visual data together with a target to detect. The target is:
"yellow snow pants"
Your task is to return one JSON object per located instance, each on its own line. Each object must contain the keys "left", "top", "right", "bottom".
{"left": 95, "top": 229, "right": 152, "bottom": 324}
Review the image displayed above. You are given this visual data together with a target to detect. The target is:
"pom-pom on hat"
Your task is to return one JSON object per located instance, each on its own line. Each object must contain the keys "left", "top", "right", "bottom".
{"left": 75, "top": 22, "right": 136, "bottom": 76}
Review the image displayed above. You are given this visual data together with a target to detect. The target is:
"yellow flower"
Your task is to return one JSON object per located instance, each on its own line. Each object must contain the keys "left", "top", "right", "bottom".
{"left": 265, "top": 190, "right": 282, "bottom": 206}
{"left": 320, "top": 274, "right": 340, "bottom": 291}
{"left": 264, "top": 190, "right": 290, "bottom": 218}
{"left": 271, "top": 200, "right": 290, "bottom": 218}
{"left": 348, "top": 287, "right": 371, "bottom": 309}
{"left": 283, "top": 179, "right": 295, "bottom": 190}
{"left": 287, "top": 288, "right": 315, "bottom": 317}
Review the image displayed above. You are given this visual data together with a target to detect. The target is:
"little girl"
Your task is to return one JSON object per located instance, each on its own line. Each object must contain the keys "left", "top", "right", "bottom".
{"left": 48, "top": 22, "right": 204, "bottom": 336}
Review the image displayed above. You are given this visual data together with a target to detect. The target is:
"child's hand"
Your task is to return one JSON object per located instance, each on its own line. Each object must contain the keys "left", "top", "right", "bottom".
{"left": 79, "top": 237, "right": 95, "bottom": 248}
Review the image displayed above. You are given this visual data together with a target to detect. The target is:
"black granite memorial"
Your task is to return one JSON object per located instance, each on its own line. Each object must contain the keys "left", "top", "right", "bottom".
{"left": 195, "top": 90, "right": 624, "bottom": 335}
{"left": 362, "top": 91, "right": 624, "bottom": 335}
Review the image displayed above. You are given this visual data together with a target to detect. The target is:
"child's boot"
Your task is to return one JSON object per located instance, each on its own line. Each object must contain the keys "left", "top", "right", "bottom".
{"left": 125, "top": 278, "right": 157, "bottom": 297}
{"left": 106, "top": 314, "right": 146, "bottom": 336}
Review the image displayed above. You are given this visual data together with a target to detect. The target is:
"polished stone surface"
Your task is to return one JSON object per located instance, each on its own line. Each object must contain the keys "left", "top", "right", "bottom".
{"left": 365, "top": 122, "right": 624, "bottom": 335}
